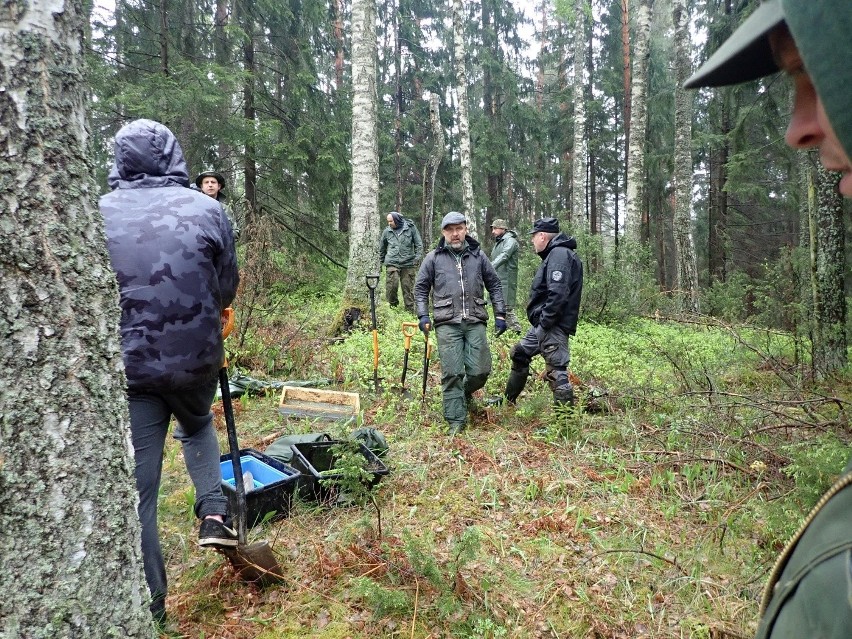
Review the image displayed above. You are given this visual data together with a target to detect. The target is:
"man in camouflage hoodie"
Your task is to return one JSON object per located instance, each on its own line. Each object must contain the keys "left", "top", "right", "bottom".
{"left": 100, "top": 119, "right": 240, "bottom": 625}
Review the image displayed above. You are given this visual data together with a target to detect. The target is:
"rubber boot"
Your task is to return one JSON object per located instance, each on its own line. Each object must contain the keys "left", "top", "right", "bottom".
{"left": 547, "top": 368, "right": 574, "bottom": 409}
{"left": 553, "top": 385, "right": 574, "bottom": 408}
{"left": 504, "top": 368, "right": 529, "bottom": 404}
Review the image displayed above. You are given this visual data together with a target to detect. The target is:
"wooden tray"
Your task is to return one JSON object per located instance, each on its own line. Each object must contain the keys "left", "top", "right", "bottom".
{"left": 278, "top": 386, "right": 360, "bottom": 423}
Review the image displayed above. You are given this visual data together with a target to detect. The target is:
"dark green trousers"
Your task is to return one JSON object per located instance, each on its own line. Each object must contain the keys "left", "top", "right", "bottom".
{"left": 435, "top": 321, "right": 492, "bottom": 425}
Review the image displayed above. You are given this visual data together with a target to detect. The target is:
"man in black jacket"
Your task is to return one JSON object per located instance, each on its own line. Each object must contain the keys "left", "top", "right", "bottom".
{"left": 499, "top": 217, "right": 582, "bottom": 408}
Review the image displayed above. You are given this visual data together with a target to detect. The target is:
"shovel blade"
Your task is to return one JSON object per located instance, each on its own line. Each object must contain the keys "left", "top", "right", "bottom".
{"left": 222, "top": 541, "right": 284, "bottom": 587}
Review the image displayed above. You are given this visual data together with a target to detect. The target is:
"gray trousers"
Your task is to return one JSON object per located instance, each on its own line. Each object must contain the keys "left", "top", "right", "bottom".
{"left": 435, "top": 321, "right": 492, "bottom": 425}
{"left": 129, "top": 376, "right": 228, "bottom": 621}
{"left": 510, "top": 325, "right": 573, "bottom": 401}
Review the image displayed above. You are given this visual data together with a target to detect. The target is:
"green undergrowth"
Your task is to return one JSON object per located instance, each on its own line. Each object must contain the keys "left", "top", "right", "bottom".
{"left": 156, "top": 301, "right": 850, "bottom": 639}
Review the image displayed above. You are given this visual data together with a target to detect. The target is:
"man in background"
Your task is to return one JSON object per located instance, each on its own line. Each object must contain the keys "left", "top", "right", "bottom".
{"left": 489, "top": 219, "right": 523, "bottom": 334}
{"left": 685, "top": 1, "right": 852, "bottom": 637}
{"left": 103, "top": 120, "right": 240, "bottom": 626}
{"left": 196, "top": 170, "right": 241, "bottom": 240}
{"left": 379, "top": 211, "right": 423, "bottom": 314}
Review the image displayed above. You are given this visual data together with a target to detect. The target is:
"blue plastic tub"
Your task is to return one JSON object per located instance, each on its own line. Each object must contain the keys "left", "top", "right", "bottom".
{"left": 219, "top": 448, "right": 300, "bottom": 528}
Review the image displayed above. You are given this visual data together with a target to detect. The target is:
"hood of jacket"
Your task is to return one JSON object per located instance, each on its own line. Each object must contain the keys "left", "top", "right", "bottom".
{"left": 784, "top": 1, "right": 852, "bottom": 160}
{"left": 107, "top": 119, "right": 190, "bottom": 190}
{"left": 538, "top": 233, "right": 577, "bottom": 259}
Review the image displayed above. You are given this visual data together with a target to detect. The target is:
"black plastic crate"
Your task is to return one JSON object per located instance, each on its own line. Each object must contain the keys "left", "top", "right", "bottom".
{"left": 219, "top": 448, "right": 300, "bottom": 528}
{"left": 289, "top": 440, "right": 389, "bottom": 505}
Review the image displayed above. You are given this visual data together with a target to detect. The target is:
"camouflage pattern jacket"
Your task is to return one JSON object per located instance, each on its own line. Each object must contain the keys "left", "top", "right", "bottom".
{"left": 100, "top": 119, "right": 239, "bottom": 392}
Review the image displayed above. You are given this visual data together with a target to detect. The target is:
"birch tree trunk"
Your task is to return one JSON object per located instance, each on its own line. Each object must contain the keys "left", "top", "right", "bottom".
{"left": 672, "top": 0, "right": 699, "bottom": 312}
{"left": 570, "top": 0, "right": 587, "bottom": 228}
{"left": 453, "top": 0, "right": 477, "bottom": 238}
{"left": 624, "top": 0, "right": 652, "bottom": 242}
{"left": 345, "top": 0, "right": 380, "bottom": 301}
{"left": 0, "top": 1, "right": 151, "bottom": 635}
{"left": 811, "top": 164, "right": 847, "bottom": 375}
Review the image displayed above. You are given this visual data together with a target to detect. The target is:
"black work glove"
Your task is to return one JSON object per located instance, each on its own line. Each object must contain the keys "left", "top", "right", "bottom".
{"left": 494, "top": 317, "right": 507, "bottom": 337}
{"left": 418, "top": 316, "right": 432, "bottom": 333}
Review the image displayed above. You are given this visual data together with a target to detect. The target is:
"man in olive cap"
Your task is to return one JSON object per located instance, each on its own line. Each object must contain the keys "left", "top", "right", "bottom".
{"left": 490, "top": 219, "right": 522, "bottom": 333}
{"left": 195, "top": 170, "right": 240, "bottom": 240}
{"left": 686, "top": 2, "right": 852, "bottom": 637}
{"left": 414, "top": 212, "right": 507, "bottom": 435}
{"left": 497, "top": 217, "right": 582, "bottom": 410}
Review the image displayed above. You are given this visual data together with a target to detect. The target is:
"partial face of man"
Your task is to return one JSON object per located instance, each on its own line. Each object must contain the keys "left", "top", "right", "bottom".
{"left": 770, "top": 27, "right": 852, "bottom": 197}
{"left": 531, "top": 231, "right": 550, "bottom": 254}
{"left": 491, "top": 226, "right": 505, "bottom": 239}
{"left": 201, "top": 176, "right": 222, "bottom": 199}
{"left": 442, "top": 223, "right": 467, "bottom": 249}
{"left": 386, "top": 214, "right": 396, "bottom": 228}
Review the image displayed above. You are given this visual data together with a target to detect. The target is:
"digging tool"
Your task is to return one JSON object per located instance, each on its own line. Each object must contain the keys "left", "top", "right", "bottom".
{"left": 400, "top": 322, "right": 418, "bottom": 389}
{"left": 219, "top": 308, "right": 283, "bottom": 586}
{"left": 421, "top": 327, "right": 432, "bottom": 400}
{"left": 365, "top": 274, "right": 380, "bottom": 393}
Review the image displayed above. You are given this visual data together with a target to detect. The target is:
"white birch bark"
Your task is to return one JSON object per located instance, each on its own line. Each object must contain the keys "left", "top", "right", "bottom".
{"left": 672, "top": 0, "right": 699, "bottom": 312}
{"left": 571, "top": 0, "right": 587, "bottom": 229}
{"left": 625, "top": 0, "right": 652, "bottom": 242}
{"left": 0, "top": 1, "right": 151, "bottom": 635}
{"left": 345, "top": 0, "right": 381, "bottom": 301}
{"left": 453, "top": 0, "right": 478, "bottom": 238}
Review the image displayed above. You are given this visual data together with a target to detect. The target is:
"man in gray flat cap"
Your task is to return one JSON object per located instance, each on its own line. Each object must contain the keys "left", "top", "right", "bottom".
{"left": 414, "top": 212, "right": 507, "bottom": 435}
{"left": 496, "top": 217, "right": 582, "bottom": 410}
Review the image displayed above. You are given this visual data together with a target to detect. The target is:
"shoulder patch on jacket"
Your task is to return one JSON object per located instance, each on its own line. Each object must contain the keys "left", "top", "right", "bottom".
{"left": 551, "top": 271, "right": 563, "bottom": 281}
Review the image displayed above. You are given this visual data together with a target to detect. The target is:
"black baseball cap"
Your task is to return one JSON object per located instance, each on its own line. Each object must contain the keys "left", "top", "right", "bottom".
{"left": 529, "top": 217, "right": 560, "bottom": 234}
{"left": 684, "top": 0, "right": 785, "bottom": 89}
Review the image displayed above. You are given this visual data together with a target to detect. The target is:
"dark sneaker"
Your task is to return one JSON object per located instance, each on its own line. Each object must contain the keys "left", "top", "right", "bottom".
{"left": 198, "top": 517, "right": 238, "bottom": 548}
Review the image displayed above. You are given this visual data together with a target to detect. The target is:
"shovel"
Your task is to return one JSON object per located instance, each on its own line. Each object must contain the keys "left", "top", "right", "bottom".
{"left": 219, "top": 308, "right": 283, "bottom": 586}
{"left": 421, "top": 326, "right": 432, "bottom": 400}
{"left": 365, "top": 274, "right": 380, "bottom": 393}
{"left": 400, "top": 322, "right": 418, "bottom": 396}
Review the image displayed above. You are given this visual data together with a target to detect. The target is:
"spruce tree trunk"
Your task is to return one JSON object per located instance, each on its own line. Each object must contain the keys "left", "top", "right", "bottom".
{"left": 625, "top": 0, "right": 652, "bottom": 242}
{"left": 0, "top": 1, "right": 151, "bottom": 635}
{"left": 345, "top": 0, "right": 380, "bottom": 301}
{"left": 571, "top": 0, "right": 587, "bottom": 228}
{"left": 422, "top": 94, "right": 444, "bottom": 249}
{"left": 241, "top": 0, "right": 257, "bottom": 220}
{"left": 672, "top": 0, "right": 699, "bottom": 312}
{"left": 453, "top": 0, "right": 477, "bottom": 238}
{"left": 812, "top": 164, "right": 847, "bottom": 375}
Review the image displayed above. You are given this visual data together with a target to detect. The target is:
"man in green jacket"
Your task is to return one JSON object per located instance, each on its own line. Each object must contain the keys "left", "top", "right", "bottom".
{"left": 489, "top": 219, "right": 522, "bottom": 333}
{"left": 686, "top": 1, "right": 852, "bottom": 637}
{"left": 378, "top": 212, "right": 423, "bottom": 314}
